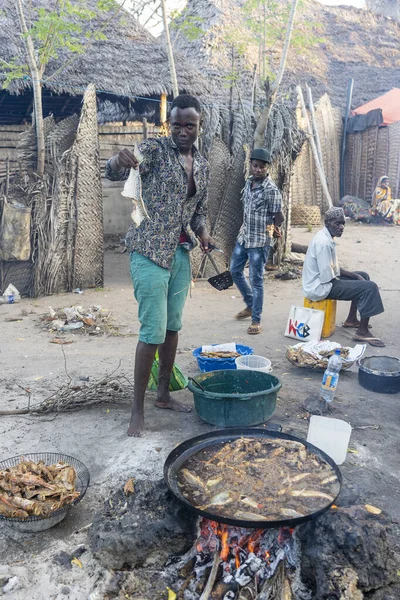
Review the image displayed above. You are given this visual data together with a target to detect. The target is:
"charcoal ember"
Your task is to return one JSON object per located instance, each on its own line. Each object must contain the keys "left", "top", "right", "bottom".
{"left": 297, "top": 505, "right": 398, "bottom": 599}
{"left": 88, "top": 479, "right": 197, "bottom": 569}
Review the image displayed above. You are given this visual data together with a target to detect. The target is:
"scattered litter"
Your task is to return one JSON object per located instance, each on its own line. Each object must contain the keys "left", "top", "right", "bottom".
{"left": 123, "top": 478, "right": 135, "bottom": 496}
{"left": 73, "top": 288, "right": 84, "bottom": 294}
{"left": 354, "top": 424, "right": 380, "bottom": 430}
{"left": 167, "top": 588, "right": 177, "bottom": 600}
{"left": 365, "top": 504, "right": 382, "bottom": 515}
{"left": 79, "top": 376, "right": 90, "bottom": 382}
{"left": 50, "top": 338, "right": 74, "bottom": 345}
{"left": 61, "top": 322, "right": 84, "bottom": 332}
{"left": 3, "top": 576, "right": 19, "bottom": 593}
{"left": 356, "top": 239, "right": 361, "bottom": 243}
{"left": 71, "top": 558, "right": 83, "bottom": 569}
{"left": 54, "top": 547, "right": 86, "bottom": 570}
{"left": 0, "top": 284, "right": 20, "bottom": 305}
{"left": 275, "top": 268, "right": 301, "bottom": 281}
{"left": 4, "top": 317, "right": 22, "bottom": 322}
{"left": 40, "top": 306, "right": 118, "bottom": 336}
{"left": 348, "top": 448, "right": 359, "bottom": 454}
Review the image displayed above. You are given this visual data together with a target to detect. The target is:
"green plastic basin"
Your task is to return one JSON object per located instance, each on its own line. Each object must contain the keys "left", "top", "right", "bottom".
{"left": 188, "top": 369, "right": 281, "bottom": 427}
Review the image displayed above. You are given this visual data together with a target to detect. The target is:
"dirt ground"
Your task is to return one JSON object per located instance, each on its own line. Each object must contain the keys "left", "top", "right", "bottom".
{"left": 0, "top": 222, "right": 399, "bottom": 599}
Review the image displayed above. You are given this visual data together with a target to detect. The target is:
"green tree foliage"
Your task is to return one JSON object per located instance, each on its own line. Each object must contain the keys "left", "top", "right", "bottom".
{"left": 225, "top": 0, "right": 323, "bottom": 86}
{"left": 1, "top": 0, "right": 118, "bottom": 88}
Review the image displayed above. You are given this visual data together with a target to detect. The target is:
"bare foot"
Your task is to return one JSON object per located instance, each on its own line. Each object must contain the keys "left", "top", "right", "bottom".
{"left": 353, "top": 331, "right": 385, "bottom": 347}
{"left": 127, "top": 413, "right": 145, "bottom": 437}
{"left": 155, "top": 392, "right": 191, "bottom": 412}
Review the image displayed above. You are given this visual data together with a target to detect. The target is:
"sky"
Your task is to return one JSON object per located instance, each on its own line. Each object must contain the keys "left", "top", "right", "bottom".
{"left": 127, "top": 0, "right": 366, "bottom": 35}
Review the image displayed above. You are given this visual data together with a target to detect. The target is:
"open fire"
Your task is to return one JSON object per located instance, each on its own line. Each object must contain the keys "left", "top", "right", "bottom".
{"left": 183, "top": 518, "right": 306, "bottom": 599}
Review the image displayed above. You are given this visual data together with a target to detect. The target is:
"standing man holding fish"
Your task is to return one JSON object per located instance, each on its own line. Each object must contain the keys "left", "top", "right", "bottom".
{"left": 105, "top": 94, "right": 212, "bottom": 436}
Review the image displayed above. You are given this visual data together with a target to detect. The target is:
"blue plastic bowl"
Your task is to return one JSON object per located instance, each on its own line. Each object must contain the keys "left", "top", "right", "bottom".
{"left": 193, "top": 344, "right": 254, "bottom": 372}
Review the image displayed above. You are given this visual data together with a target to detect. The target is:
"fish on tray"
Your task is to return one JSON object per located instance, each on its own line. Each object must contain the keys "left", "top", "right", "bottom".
{"left": 121, "top": 143, "right": 150, "bottom": 227}
{"left": 177, "top": 437, "right": 340, "bottom": 521}
{"left": 0, "top": 459, "right": 80, "bottom": 520}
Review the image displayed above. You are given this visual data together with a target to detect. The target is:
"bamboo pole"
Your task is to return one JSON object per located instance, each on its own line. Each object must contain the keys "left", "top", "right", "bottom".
{"left": 161, "top": 0, "right": 179, "bottom": 98}
{"left": 307, "top": 85, "right": 325, "bottom": 176}
{"left": 297, "top": 85, "right": 333, "bottom": 209}
{"left": 160, "top": 93, "right": 167, "bottom": 124}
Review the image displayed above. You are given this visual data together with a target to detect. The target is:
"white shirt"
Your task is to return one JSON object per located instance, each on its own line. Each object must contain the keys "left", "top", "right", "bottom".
{"left": 302, "top": 227, "right": 340, "bottom": 301}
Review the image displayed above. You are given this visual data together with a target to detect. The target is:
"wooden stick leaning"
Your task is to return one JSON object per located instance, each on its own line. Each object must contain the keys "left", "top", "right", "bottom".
{"left": 296, "top": 86, "right": 333, "bottom": 210}
{"left": 306, "top": 86, "right": 325, "bottom": 179}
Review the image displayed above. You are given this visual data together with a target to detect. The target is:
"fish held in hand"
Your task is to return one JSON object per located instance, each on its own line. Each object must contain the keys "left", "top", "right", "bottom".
{"left": 121, "top": 143, "right": 149, "bottom": 227}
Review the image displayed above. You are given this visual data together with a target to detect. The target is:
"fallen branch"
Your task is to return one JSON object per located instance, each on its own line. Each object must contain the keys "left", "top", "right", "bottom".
{"left": 0, "top": 366, "right": 133, "bottom": 416}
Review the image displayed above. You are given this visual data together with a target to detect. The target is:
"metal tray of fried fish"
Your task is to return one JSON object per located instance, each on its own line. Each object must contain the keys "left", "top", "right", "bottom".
{"left": 164, "top": 429, "right": 342, "bottom": 529}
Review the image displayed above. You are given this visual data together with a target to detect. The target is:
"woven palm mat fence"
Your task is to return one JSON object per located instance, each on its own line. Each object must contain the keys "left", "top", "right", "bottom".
{"left": 13, "top": 84, "right": 103, "bottom": 296}
{"left": 68, "top": 84, "right": 103, "bottom": 290}
{"left": 192, "top": 107, "right": 252, "bottom": 279}
{"left": 344, "top": 122, "right": 400, "bottom": 202}
{"left": 290, "top": 94, "right": 342, "bottom": 214}
{"left": 192, "top": 100, "right": 306, "bottom": 277}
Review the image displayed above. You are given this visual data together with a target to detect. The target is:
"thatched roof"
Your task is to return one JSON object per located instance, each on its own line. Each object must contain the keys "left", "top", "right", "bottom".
{"left": 169, "top": 0, "right": 400, "bottom": 110}
{"left": 0, "top": 0, "right": 209, "bottom": 100}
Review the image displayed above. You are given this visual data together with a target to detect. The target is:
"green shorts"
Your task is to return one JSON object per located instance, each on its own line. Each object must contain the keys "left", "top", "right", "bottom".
{"left": 130, "top": 247, "right": 191, "bottom": 345}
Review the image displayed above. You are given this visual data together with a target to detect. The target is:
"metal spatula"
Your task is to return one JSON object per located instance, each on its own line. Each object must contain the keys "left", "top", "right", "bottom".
{"left": 206, "top": 252, "right": 234, "bottom": 291}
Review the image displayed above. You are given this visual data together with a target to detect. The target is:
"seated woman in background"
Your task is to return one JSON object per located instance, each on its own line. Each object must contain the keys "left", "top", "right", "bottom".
{"left": 371, "top": 176, "right": 400, "bottom": 225}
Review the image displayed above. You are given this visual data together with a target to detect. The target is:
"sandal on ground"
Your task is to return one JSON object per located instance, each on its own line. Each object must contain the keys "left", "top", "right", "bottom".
{"left": 353, "top": 334, "right": 385, "bottom": 347}
{"left": 247, "top": 322, "right": 262, "bottom": 335}
{"left": 342, "top": 322, "right": 372, "bottom": 329}
{"left": 236, "top": 307, "right": 252, "bottom": 320}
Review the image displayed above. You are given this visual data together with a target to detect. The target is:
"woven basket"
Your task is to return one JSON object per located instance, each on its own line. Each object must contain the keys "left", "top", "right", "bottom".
{"left": 291, "top": 205, "right": 321, "bottom": 226}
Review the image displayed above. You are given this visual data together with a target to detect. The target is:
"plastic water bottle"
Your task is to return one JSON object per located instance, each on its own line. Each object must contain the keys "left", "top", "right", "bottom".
{"left": 320, "top": 349, "right": 342, "bottom": 403}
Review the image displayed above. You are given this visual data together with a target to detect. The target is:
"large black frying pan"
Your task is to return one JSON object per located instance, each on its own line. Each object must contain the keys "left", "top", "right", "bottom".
{"left": 164, "top": 428, "right": 342, "bottom": 529}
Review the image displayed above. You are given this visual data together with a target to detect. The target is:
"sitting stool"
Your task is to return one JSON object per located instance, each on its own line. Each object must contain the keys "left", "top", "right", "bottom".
{"left": 303, "top": 298, "right": 337, "bottom": 338}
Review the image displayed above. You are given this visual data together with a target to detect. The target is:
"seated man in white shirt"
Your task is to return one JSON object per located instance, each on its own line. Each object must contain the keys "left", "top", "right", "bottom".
{"left": 302, "top": 207, "right": 385, "bottom": 347}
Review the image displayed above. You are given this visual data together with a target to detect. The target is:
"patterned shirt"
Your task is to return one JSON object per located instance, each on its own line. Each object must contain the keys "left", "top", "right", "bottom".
{"left": 237, "top": 176, "right": 282, "bottom": 248}
{"left": 105, "top": 137, "right": 209, "bottom": 270}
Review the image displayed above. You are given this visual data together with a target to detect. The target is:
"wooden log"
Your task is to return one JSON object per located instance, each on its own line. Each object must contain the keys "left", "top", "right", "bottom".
{"left": 291, "top": 242, "right": 308, "bottom": 254}
{"left": 200, "top": 552, "right": 220, "bottom": 600}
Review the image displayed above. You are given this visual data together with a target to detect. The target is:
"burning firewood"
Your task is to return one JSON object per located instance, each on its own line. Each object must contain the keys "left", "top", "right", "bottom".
{"left": 199, "top": 552, "right": 220, "bottom": 600}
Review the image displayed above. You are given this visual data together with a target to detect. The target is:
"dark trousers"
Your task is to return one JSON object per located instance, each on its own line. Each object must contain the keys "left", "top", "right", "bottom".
{"left": 327, "top": 271, "right": 384, "bottom": 319}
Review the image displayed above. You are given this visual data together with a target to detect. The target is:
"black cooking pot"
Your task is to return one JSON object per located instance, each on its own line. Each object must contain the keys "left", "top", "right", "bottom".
{"left": 358, "top": 356, "right": 400, "bottom": 394}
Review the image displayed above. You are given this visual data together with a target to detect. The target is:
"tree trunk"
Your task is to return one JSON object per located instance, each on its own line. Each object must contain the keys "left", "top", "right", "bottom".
{"left": 254, "top": 0, "right": 300, "bottom": 148}
{"left": 161, "top": 0, "right": 179, "bottom": 99}
{"left": 15, "top": 0, "right": 46, "bottom": 178}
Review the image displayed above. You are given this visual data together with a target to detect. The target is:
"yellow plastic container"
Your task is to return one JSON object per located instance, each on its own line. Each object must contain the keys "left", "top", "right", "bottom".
{"left": 303, "top": 298, "right": 337, "bottom": 338}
